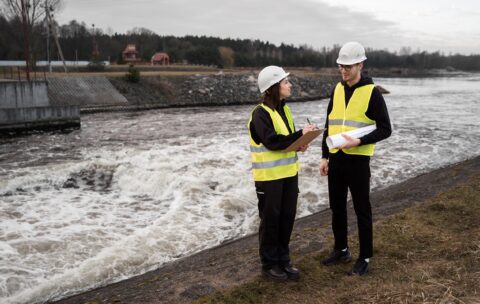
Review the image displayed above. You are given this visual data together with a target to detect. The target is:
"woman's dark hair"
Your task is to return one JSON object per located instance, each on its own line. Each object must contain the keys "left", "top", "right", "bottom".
{"left": 261, "top": 82, "right": 281, "bottom": 109}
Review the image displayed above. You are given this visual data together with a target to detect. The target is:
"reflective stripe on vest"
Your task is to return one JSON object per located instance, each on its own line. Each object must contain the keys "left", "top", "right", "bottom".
{"left": 251, "top": 155, "right": 298, "bottom": 169}
{"left": 328, "top": 119, "right": 373, "bottom": 128}
{"left": 248, "top": 103, "right": 299, "bottom": 181}
{"left": 328, "top": 83, "right": 376, "bottom": 156}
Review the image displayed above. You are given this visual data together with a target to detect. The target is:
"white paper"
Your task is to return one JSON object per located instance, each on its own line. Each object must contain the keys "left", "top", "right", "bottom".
{"left": 326, "top": 124, "right": 377, "bottom": 149}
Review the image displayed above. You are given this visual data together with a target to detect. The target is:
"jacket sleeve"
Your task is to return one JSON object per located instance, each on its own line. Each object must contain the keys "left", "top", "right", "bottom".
{"left": 359, "top": 87, "right": 392, "bottom": 145}
{"left": 250, "top": 107, "right": 303, "bottom": 151}
{"left": 321, "top": 92, "right": 334, "bottom": 159}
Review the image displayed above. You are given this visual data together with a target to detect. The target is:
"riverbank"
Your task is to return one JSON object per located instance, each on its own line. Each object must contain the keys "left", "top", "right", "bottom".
{"left": 200, "top": 173, "right": 480, "bottom": 303}
{"left": 43, "top": 72, "right": 338, "bottom": 113}
{"left": 42, "top": 67, "right": 472, "bottom": 114}
{"left": 105, "top": 73, "right": 338, "bottom": 111}
{"left": 51, "top": 156, "right": 480, "bottom": 304}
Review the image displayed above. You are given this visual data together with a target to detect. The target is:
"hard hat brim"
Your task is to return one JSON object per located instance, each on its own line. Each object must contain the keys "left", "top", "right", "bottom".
{"left": 336, "top": 56, "right": 367, "bottom": 65}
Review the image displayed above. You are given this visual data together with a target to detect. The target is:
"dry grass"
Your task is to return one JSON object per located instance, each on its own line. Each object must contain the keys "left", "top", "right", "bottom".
{"left": 195, "top": 176, "right": 480, "bottom": 304}
{"left": 36, "top": 66, "right": 338, "bottom": 78}
{"left": 45, "top": 70, "right": 226, "bottom": 78}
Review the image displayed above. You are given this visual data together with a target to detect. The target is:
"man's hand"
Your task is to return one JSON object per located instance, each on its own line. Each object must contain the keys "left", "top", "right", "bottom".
{"left": 338, "top": 134, "right": 361, "bottom": 149}
{"left": 320, "top": 158, "right": 328, "bottom": 176}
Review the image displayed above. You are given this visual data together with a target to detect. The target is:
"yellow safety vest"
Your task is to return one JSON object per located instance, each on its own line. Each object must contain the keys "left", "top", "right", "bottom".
{"left": 328, "top": 83, "right": 376, "bottom": 156}
{"left": 248, "top": 103, "right": 299, "bottom": 181}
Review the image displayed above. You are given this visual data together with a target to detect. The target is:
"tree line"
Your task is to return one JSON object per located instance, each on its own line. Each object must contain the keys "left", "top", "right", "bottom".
{"left": 1, "top": 16, "right": 480, "bottom": 71}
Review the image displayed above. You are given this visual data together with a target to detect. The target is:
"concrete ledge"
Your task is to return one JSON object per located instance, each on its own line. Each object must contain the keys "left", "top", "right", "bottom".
{"left": 0, "top": 105, "right": 80, "bottom": 123}
{"left": 0, "top": 119, "right": 80, "bottom": 134}
{"left": 0, "top": 105, "right": 80, "bottom": 134}
{"left": 0, "top": 81, "right": 81, "bottom": 133}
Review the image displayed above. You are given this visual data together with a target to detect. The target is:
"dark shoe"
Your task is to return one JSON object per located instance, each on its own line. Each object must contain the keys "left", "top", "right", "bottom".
{"left": 281, "top": 264, "right": 300, "bottom": 281}
{"left": 321, "top": 249, "right": 352, "bottom": 266}
{"left": 262, "top": 265, "right": 288, "bottom": 281}
{"left": 349, "top": 259, "right": 369, "bottom": 276}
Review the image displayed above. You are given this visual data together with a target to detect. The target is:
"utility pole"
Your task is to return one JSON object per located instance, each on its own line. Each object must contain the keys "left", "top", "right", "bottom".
{"left": 45, "top": 4, "right": 67, "bottom": 73}
{"left": 91, "top": 24, "right": 100, "bottom": 59}
{"left": 20, "top": 0, "right": 31, "bottom": 81}
{"left": 44, "top": 0, "right": 51, "bottom": 72}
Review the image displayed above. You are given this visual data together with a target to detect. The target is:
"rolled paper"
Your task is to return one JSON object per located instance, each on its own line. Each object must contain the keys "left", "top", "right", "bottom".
{"left": 326, "top": 125, "right": 377, "bottom": 149}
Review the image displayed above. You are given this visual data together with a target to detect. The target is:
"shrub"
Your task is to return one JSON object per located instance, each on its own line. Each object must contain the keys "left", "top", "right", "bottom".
{"left": 125, "top": 64, "right": 140, "bottom": 83}
{"left": 87, "top": 56, "right": 106, "bottom": 72}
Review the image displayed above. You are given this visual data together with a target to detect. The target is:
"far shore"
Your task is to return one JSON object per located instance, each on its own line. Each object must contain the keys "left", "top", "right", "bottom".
{"left": 28, "top": 65, "right": 473, "bottom": 79}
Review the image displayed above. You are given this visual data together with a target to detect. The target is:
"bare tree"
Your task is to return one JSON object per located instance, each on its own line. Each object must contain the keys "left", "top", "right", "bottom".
{"left": 0, "top": 0, "right": 64, "bottom": 75}
{"left": 1, "top": 0, "right": 63, "bottom": 25}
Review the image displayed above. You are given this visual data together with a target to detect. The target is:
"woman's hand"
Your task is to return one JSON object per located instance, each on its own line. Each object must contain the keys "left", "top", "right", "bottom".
{"left": 302, "top": 124, "right": 316, "bottom": 135}
{"left": 297, "top": 144, "right": 309, "bottom": 152}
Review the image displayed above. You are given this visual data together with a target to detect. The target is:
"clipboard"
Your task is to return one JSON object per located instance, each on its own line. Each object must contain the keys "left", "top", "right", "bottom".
{"left": 283, "top": 129, "right": 324, "bottom": 152}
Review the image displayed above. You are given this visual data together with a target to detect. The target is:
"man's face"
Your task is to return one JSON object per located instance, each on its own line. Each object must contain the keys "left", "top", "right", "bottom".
{"left": 338, "top": 63, "right": 362, "bottom": 83}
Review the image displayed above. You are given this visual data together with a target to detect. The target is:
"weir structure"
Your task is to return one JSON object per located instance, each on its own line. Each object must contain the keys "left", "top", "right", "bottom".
{"left": 0, "top": 79, "right": 80, "bottom": 134}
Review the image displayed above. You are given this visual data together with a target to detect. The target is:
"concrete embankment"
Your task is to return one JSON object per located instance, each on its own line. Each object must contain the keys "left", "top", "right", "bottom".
{"left": 47, "top": 76, "right": 128, "bottom": 109}
{"left": 0, "top": 81, "right": 80, "bottom": 133}
{"left": 46, "top": 73, "right": 339, "bottom": 113}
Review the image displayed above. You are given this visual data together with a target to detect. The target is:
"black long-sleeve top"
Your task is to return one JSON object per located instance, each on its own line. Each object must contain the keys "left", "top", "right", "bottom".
{"left": 321, "top": 75, "right": 392, "bottom": 159}
{"left": 250, "top": 102, "right": 303, "bottom": 151}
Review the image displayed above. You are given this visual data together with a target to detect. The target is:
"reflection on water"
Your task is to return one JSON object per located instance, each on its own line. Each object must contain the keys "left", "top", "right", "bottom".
{"left": 0, "top": 74, "right": 479, "bottom": 304}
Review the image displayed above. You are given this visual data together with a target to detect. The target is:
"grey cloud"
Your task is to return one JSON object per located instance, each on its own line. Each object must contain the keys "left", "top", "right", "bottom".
{"left": 60, "top": 0, "right": 458, "bottom": 52}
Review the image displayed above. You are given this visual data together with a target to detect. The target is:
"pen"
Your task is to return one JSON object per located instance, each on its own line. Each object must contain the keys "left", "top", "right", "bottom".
{"left": 307, "top": 118, "right": 311, "bottom": 124}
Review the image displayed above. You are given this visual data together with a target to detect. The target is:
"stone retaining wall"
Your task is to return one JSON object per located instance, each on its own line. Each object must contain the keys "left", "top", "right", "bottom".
{"left": 108, "top": 73, "right": 338, "bottom": 110}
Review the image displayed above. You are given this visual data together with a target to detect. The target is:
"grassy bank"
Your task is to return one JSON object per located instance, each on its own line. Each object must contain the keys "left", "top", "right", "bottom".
{"left": 196, "top": 176, "right": 480, "bottom": 304}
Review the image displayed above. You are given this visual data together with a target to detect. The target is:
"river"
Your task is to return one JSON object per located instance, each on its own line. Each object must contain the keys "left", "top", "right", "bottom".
{"left": 1, "top": 74, "right": 479, "bottom": 303}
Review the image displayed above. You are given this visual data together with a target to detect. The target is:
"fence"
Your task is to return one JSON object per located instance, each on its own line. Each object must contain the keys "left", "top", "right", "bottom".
{"left": 0, "top": 66, "right": 47, "bottom": 82}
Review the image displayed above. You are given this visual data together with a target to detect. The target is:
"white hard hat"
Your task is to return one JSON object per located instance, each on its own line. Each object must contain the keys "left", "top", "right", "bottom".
{"left": 336, "top": 41, "right": 367, "bottom": 65}
{"left": 257, "top": 65, "right": 290, "bottom": 93}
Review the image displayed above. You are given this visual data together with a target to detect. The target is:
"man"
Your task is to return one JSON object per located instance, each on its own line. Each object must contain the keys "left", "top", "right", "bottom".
{"left": 319, "top": 41, "right": 392, "bottom": 276}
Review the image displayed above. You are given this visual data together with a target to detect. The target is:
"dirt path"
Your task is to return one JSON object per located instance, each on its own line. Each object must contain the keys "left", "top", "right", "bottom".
{"left": 52, "top": 156, "right": 480, "bottom": 304}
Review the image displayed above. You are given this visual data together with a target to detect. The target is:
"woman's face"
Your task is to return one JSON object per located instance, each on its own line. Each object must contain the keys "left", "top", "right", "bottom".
{"left": 279, "top": 78, "right": 292, "bottom": 99}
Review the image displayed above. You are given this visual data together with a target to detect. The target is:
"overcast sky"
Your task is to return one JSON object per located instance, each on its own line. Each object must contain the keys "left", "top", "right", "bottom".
{"left": 57, "top": 0, "right": 480, "bottom": 55}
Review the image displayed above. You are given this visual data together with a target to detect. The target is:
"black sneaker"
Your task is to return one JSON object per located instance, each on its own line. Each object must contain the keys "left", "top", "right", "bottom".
{"left": 281, "top": 264, "right": 300, "bottom": 281}
{"left": 262, "top": 265, "right": 288, "bottom": 281}
{"left": 349, "top": 259, "right": 369, "bottom": 276}
{"left": 321, "top": 249, "right": 352, "bottom": 266}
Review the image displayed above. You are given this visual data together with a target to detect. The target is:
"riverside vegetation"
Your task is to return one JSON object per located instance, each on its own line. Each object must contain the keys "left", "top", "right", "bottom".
{"left": 2, "top": 14, "right": 480, "bottom": 71}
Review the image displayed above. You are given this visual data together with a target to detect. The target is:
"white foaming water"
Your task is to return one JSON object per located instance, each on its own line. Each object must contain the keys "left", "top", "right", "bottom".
{"left": 1, "top": 74, "right": 479, "bottom": 303}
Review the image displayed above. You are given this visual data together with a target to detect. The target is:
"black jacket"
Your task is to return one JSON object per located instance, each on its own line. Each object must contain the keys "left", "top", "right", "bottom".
{"left": 250, "top": 102, "right": 303, "bottom": 151}
{"left": 321, "top": 75, "right": 392, "bottom": 159}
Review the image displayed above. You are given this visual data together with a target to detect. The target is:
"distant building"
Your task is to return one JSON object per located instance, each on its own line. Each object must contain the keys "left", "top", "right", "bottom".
{"left": 122, "top": 44, "right": 141, "bottom": 63}
{"left": 151, "top": 52, "right": 170, "bottom": 65}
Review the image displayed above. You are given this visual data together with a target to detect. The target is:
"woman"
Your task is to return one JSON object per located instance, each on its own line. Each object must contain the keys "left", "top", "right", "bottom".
{"left": 248, "top": 65, "right": 315, "bottom": 281}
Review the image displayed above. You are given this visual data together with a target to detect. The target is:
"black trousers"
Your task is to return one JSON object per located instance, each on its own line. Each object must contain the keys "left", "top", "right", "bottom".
{"left": 255, "top": 174, "right": 299, "bottom": 268}
{"left": 328, "top": 153, "right": 373, "bottom": 259}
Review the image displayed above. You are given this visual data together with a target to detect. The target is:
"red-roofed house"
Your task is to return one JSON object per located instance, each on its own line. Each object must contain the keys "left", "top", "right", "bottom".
{"left": 151, "top": 52, "right": 170, "bottom": 65}
{"left": 122, "top": 44, "right": 141, "bottom": 63}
